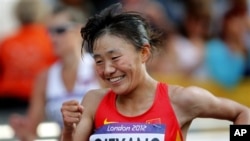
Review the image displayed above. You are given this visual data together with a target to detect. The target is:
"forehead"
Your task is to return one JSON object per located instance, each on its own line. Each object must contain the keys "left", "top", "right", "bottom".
{"left": 93, "top": 34, "right": 135, "bottom": 55}
{"left": 47, "top": 12, "right": 71, "bottom": 26}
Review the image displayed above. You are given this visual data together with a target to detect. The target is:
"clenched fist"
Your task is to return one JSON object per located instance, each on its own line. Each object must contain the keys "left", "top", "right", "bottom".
{"left": 61, "top": 100, "right": 84, "bottom": 132}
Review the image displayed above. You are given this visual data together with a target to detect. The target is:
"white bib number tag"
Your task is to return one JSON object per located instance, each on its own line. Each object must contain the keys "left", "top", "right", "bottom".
{"left": 90, "top": 123, "right": 166, "bottom": 141}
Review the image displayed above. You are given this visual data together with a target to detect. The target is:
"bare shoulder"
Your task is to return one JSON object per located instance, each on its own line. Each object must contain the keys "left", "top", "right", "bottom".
{"left": 82, "top": 88, "right": 109, "bottom": 104}
{"left": 168, "top": 84, "right": 215, "bottom": 103}
{"left": 168, "top": 84, "right": 250, "bottom": 125}
{"left": 168, "top": 85, "right": 220, "bottom": 122}
{"left": 81, "top": 88, "right": 110, "bottom": 117}
{"left": 168, "top": 84, "right": 219, "bottom": 116}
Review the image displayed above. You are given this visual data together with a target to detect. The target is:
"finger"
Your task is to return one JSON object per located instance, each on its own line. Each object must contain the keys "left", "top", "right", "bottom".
{"left": 64, "top": 117, "right": 80, "bottom": 125}
{"left": 61, "top": 105, "right": 79, "bottom": 112}
{"left": 77, "top": 105, "right": 84, "bottom": 113}
{"left": 9, "top": 115, "right": 23, "bottom": 127}
{"left": 62, "top": 100, "right": 79, "bottom": 106}
{"left": 62, "top": 110, "right": 82, "bottom": 119}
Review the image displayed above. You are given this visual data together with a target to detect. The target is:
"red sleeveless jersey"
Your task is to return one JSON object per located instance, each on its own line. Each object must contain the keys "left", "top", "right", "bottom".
{"left": 93, "top": 82, "right": 183, "bottom": 141}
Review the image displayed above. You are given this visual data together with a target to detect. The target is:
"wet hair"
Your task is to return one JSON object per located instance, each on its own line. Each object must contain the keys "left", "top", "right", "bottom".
{"left": 80, "top": 3, "right": 163, "bottom": 55}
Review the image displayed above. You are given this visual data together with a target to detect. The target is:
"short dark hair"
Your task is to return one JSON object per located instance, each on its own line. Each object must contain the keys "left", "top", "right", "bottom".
{"left": 81, "top": 3, "right": 163, "bottom": 54}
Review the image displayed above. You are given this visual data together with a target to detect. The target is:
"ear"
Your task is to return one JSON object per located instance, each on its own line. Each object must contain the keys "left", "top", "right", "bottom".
{"left": 140, "top": 44, "right": 151, "bottom": 63}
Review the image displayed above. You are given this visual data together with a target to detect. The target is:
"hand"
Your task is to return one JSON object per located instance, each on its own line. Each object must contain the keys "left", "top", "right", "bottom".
{"left": 9, "top": 114, "right": 36, "bottom": 141}
{"left": 61, "top": 100, "right": 84, "bottom": 132}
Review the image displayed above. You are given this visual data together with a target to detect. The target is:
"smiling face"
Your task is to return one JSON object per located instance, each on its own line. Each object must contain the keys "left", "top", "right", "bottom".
{"left": 93, "top": 34, "right": 149, "bottom": 95}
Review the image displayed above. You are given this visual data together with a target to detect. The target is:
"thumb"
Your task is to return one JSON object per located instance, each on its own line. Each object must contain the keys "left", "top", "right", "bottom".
{"left": 78, "top": 105, "right": 84, "bottom": 114}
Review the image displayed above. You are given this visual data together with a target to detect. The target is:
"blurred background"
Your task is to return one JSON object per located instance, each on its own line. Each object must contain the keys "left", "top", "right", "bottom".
{"left": 0, "top": 0, "right": 250, "bottom": 140}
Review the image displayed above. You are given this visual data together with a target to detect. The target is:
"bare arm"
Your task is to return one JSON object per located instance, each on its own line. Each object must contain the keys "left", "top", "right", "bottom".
{"left": 173, "top": 86, "right": 250, "bottom": 125}
{"left": 60, "top": 98, "right": 93, "bottom": 141}
{"left": 61, "top": 89, "right": 107, "bottom": 141}
{"left": 28, "top": 71, "right": 47, "bottom": 132}
{"left": 60, "top": 96, "right": 94, "bottom": 141}
{"left": 73, "top": 89, "right": 108, "bottom": 141}
{"left": 9, "top": 71, "right": 47, "bottom": 141}
{"left": 60, "top": 100, "right": 83, "bottom": 141}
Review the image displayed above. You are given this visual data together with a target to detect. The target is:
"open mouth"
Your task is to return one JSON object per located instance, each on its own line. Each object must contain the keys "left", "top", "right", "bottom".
{"left": 108, "top": 75, "right": 125, "bottom": 83}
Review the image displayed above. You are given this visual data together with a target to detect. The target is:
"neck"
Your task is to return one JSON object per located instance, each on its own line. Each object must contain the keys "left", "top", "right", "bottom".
{"left": 117, "top": 70, "right": 158, "bottom": 104}
{"left": 61, "top": 52, "right": 80, "bottom": 71}
{"left": 116, "top": 71, "right": 158, "bottom": 117}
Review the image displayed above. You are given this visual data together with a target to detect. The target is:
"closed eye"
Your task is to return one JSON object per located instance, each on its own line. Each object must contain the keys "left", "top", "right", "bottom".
{"left": 112, "top": 56, "right": 120, "bottom": 60}
{"left": 95, "top": 60, "right": 103, "bottom": 64}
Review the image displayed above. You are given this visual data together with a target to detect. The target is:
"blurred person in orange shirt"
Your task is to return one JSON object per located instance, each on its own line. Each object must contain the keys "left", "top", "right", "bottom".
{"left": 0, "top": 0, "right": 57, "bottom": 108}
{"left": 9, "top": 4, "right": 102, "bottom": 141}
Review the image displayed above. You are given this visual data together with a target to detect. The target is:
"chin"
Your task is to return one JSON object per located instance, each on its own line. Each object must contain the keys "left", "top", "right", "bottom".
{"left": 112, "top": 85, "right": 130, "bottom": 96}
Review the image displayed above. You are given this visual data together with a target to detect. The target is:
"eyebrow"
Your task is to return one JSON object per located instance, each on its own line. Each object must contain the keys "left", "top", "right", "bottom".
{"left": 93, "top": 49, "right": 121, "bottom": 59}
{"left": 93, "top": 54, "right": 101, "bottom": 59}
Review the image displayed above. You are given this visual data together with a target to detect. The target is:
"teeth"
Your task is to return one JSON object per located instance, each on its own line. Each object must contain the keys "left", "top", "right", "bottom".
{"left": 109, "top": 76, "right": 123, "bottom": 82}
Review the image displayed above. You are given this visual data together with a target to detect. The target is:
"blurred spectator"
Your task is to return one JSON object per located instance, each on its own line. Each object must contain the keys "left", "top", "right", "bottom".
{"left": 210, "top": 0, "right": 231, "bottom": 36}
{"left": 245, "top": 48, "right": 250, "bottom": 77}
{"left": 162, "top": 0, "right": 186, "bottom": 28}
{"left": 122, "top": 0, "right": 171, "bottom": 31}
{"left": 176, "top": 0, "right": 212, "bottom": 77}
{"left": 0, "top": 0, "right": 57, "bottom": 109}
{"left": 205, "top": 8, "right": 248, "bottom": 88}
{"left": 42, "top": 0, "right": 94, "bottom": 17}
{"left": 244, "top": 0, "right": 250, "bottom": 76}
{"left": 147, "top": 0, "right": 212, "bottom": 79}
{"left": 60, "top": 0, "right": 94, "bottom": 16}
{"left": 230, "top": 0, "right": 250, "bottom": 78}
{"left": 9, "top": 4, "right": 101, "bottom": 141}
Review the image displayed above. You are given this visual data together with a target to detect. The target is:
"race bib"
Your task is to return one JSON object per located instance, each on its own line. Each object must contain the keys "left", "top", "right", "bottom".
{"left": 89, "top": 123, "right": 166, "bottom": 141}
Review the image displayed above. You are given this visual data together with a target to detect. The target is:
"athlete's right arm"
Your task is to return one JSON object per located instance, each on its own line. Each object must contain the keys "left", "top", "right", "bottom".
{"left": 60, "top": 100, "right": 84, "bottom": 141}
{"left": 61, "top": 89, "right": 107, "bottom": 141}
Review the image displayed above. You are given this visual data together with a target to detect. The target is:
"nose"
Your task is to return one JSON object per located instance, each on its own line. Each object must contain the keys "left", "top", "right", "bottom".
{"left": 104, "top": 61, "right": 116, "bottom": 76}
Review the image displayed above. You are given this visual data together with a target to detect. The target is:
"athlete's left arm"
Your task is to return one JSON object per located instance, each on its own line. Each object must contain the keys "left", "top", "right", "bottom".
{"left": 177, "top": 86, "right": 250, "bottom": 124}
